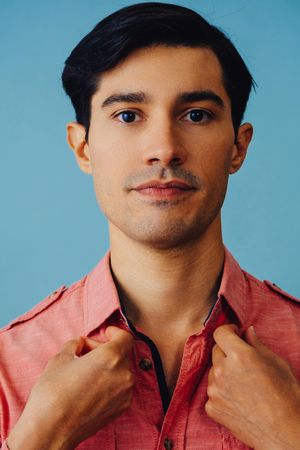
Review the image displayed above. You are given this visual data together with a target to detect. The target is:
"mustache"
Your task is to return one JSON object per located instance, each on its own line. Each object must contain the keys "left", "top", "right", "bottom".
{"left": 123, "top": 167, "right": 202, "bottom": 190}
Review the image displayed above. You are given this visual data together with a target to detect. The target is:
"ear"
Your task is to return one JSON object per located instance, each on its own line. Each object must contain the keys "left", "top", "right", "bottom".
{"left": 229, "top": 123, "right": 253, "bottom": 174}
{"left": 67, "top": 122, "right": 92, "bottom": 174}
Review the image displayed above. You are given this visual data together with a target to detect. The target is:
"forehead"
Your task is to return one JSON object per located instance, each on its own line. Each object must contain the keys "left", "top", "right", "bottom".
{"left": 93, "top": 46, "right": 230, "bottom": 105}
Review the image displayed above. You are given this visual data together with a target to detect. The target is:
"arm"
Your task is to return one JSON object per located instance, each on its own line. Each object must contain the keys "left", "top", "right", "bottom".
{"left": 205, "top": 324, "right": 300, "bottom": 450}
{"left": 7, "top": 327, "right": 134, "bottom": 450}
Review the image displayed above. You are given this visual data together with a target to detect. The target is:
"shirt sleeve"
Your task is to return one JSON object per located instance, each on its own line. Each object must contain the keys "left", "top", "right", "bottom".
{"left": 0, "top": 441, "right": 10, "bottom": 449}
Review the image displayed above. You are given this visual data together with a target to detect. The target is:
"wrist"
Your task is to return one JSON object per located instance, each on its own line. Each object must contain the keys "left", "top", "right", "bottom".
{"left": 7, "top": 415, "right": 75, "bottom": 450}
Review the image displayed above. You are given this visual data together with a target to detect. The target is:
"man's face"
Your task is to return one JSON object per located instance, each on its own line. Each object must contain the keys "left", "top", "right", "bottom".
{"left": 69, "top": 46, "right": 252, "bottom": 249}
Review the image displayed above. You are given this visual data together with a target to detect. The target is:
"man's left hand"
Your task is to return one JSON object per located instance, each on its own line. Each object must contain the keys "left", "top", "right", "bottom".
{"left": 205, "top": 324, "right": 300, "bottom": 450}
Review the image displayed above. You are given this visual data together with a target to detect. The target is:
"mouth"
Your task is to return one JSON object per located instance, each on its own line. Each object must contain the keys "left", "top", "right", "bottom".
{"left": 133, "top": 180, "right": 196, "bottom": 199}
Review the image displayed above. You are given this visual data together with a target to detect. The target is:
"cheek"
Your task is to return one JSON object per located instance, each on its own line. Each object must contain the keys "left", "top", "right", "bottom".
{"left": 194, "top": 134, "right": 234, "bottom": 182}
{"left": 89, "top": 143, "right": 131, "bottom": 201}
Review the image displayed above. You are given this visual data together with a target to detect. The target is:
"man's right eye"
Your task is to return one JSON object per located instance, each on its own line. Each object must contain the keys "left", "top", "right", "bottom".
{"left": 115, "top": 110, "right": 140, "bottom": 123}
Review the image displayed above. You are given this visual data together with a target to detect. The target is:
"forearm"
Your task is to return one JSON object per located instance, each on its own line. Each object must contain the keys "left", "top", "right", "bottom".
{"left": 6, "top": 416, "right": 75, "bottom": 450}
{"left": 257, "top": 424, "right": 300, "bottom": 450}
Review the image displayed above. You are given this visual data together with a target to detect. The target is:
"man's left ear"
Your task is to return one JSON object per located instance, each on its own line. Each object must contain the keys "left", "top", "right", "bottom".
{"left": 229, "top": 123, "right": 253, "bottom": 174}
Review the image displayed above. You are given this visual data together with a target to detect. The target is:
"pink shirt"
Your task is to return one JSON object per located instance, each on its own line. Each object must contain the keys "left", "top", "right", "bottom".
{"left": 1, "top": 248, "right": 300, "bottom": 449}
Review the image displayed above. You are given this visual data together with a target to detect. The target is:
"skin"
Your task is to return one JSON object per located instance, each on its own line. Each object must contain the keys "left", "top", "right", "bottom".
{"left": 7, "top": 46, "right": 300, "bottom": 449}
{"left": 67, "top": 45, "right": 253, "bottom": 391}
{"left": 8, "top": 327, "right": 134, "bottom": 450}
{"left": 206, "top": 325, "right": 300, "bottom": 449}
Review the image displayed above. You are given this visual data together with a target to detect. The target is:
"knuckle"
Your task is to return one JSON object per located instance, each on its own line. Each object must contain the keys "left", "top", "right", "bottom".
{"left": 104, "top": 350, "right": 122, "bottom": 369}
{"left": 212, "top": 343, "right": 218, "bottom": 353}
{"left": 124, "top": 370, "right": 135, "bottom": 388}
{"left": 213, "top": 365, "right": 224, "bottom": 380}
{"left": 231, "top": 346, "right": 253, "bottom": 365}
{"left": 207, "top": 383, "right": 217, "bottom": 399}
{"left": 230, "top": 348, "right": 244, "bottom": 363}
{"left": 204, "top": 399, "right": 214, "bottom": 417}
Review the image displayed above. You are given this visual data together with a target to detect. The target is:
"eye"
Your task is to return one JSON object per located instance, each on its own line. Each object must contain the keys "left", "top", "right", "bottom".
{"left": 115, "top": 110, "right": 141, "bottom": 123}
{"left": 183, "top": 109, "right": 213, "bottom": 124}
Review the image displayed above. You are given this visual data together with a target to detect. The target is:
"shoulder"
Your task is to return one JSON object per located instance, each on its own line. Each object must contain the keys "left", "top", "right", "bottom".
{"left": 244, "top": 270, "right": 300, "bottom": 307}
{"left": 262, "top": 279, "right": 300, "bottom": 304}
{"left": 0, "top": 276, "right": 87, "bottom": 335}
{"left": 241, "top": 271, "right": 300, "bottom": 378}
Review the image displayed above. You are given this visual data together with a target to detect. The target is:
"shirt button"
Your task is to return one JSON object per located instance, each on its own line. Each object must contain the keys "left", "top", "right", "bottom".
{"left": 139, "top": 358, "right": 153, "bottom": 371}
{"left": 164, "top": 438, "right": 174, "bottom": 449}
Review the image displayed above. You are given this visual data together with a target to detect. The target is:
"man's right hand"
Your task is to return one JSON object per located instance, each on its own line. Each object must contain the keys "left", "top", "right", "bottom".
{"left": 7, "top": 326, "right": 134, "bottom": 450}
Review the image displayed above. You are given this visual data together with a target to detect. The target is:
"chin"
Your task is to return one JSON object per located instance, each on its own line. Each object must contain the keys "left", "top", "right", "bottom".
{"left": 122, "top": 220, "right": 209, "bottom": 250}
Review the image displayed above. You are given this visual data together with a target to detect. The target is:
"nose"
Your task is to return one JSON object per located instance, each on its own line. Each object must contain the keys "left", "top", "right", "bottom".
{"left": 141, "top": 117, "right": 187, "bottom": 167}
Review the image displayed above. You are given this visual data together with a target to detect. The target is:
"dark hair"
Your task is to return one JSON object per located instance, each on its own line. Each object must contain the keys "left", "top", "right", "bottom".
{"left": 62, "top": 2, "right": 255, "bottom": 137}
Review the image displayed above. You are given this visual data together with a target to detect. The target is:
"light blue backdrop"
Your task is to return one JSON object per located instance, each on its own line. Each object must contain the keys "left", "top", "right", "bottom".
{"left": 1, "top": 0, "right": 299, "bottom": 327}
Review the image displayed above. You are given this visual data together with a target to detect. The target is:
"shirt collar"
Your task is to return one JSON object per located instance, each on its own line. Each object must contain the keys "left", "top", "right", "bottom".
{"left": 84, "top": 251, "right": 121, "bottom": 335}
{"left": 219, "top": 246, "right": 248, "bottom": 327}
{"left": 84, "top": 246, "right": 249, "bottom": 335}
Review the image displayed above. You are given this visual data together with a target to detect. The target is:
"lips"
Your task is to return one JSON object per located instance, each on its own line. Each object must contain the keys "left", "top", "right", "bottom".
{"left": 134, "top": 180, "right": 194, "bottom": 190}
{"left": 133, "top": 179, "right": 195, "bottom": 199}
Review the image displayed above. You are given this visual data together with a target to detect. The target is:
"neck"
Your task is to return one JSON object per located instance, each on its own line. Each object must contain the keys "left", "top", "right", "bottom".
{"left": 109, "top": 215, "right": 225, "bottom": 336}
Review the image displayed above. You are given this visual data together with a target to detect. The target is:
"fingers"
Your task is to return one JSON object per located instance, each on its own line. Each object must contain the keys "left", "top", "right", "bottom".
{"left": 46, "top": 337, "right": 85, "bottom": 369}
{"left": 213, "top": 324, "right": 246, "bottom": 356}
{"left": 244, "top": 326, "right": 271, "bottom": 356}
{"left": 74, "top": 328, "right": 126, "bottom": 355}
{"left": 104, "top": 326, "right": 134, "bottom": 356}
{"left": 207, "top": 366, "right": 214, "bottom": 386}
{"left": 49, "top": 327, "right": 133, "bottom": 371}
{"left": 212, "top": 343, "right": 226, "bottom": 366}
{"left": 61, "top": 337, "right": 85, "bottom": 357}
{"left": 77, "top": 336, "right": 107, "bottom": 356}
{"left": 244, "top": 326, "right": 262, "bottom": 347}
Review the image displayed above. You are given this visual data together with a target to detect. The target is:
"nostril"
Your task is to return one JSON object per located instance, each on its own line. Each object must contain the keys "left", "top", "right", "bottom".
{"left": 172, "top": 157, "right": 183, "bottom": 164}
{"left": 147, "top": 156, "right": 184, "bottom": 166}
{"left": 148, "top": 158, "right": 161, "bottom": 164}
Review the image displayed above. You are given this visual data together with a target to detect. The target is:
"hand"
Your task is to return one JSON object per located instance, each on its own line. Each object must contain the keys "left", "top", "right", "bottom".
{"left": 7, "top": 326, "right": 134, "bottom": 450}
{"left": 205, "top": 324, "right": 300, "bottom": 450}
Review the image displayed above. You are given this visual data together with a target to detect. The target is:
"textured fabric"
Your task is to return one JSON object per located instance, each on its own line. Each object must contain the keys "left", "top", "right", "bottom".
{"left": 1, "top": 247, "right": 300, "bottom": 449}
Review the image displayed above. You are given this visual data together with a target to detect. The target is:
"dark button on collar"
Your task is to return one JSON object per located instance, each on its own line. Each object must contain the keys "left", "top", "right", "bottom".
{"left": 139, "top": 357, "right": 153, "bottom": 371}
{"left": 164, "top": 438, "right": 174, "bottom": 449}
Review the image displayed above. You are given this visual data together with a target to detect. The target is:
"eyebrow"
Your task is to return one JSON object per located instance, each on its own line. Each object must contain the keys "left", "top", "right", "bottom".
{"left": 177, "top": 90, "right": 225, "bottom": 109}
{"left": 101, "top": 89, "right": 225, "bottom": 109}
{"left": 101, "top": 91, "right": 148, "bottom": 108}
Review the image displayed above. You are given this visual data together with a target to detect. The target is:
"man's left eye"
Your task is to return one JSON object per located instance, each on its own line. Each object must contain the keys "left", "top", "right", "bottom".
{"left": 183, "top": 109, "right": 212, "bottom": 123}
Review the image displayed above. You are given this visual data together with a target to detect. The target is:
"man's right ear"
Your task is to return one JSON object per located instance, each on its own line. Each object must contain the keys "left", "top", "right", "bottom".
{"left": 67, "top": 122, "right": 92, "bottom": 174}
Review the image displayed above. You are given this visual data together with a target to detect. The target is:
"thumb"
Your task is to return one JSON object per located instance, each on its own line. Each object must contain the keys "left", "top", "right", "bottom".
{"left": 105, "top": 326, "right": 133, "bottom": 343}
{"left": 105, "top": 325, "right": 124, "bottom": 340}
{"left": 244, "top": 326, "right": 266, "bottom": 351}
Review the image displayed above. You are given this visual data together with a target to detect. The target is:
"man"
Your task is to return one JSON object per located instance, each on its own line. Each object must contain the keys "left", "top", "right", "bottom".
{"left": 1, "top": 2, "right": 300, "bottom": 449}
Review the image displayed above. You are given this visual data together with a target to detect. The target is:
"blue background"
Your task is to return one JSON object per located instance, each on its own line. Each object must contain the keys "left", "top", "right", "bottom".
{"left": 1, "top": 0, "right": 299, "bottom": 327}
